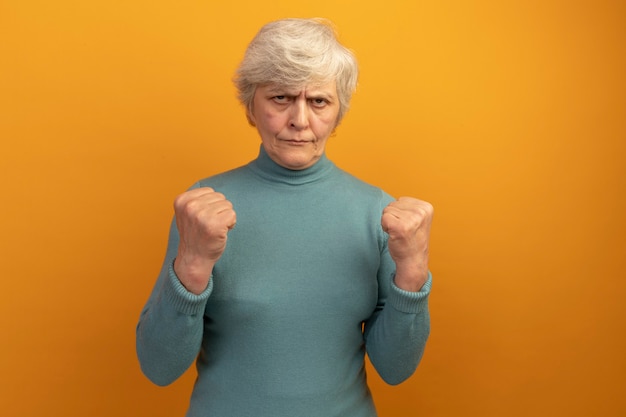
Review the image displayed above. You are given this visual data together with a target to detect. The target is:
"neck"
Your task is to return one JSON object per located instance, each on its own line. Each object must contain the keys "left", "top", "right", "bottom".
{"left": 248, "top": 145, "right": 334, "bottom": 186}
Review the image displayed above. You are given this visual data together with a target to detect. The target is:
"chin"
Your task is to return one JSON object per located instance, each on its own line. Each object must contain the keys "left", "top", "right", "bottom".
{"left": 273, "top": 150, "right": 313, "bottom": 168}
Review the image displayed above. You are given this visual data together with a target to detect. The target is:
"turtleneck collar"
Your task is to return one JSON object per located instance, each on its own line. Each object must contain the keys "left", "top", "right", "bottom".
{"left": 247, "top": 144, "right": 335, "bottom": 186}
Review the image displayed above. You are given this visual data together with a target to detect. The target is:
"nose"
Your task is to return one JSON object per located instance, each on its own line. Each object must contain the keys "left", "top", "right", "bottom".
{"left": 289, "top": 100, "right": 309, "bottom": 130}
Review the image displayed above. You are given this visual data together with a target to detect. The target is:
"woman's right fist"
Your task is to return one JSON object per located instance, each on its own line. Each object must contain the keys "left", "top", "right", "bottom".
{"left": 173, "top": 187, "right": 237, "bottom": 294}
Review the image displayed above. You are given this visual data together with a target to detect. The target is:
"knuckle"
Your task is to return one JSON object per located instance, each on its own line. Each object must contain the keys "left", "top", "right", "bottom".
{"left": 415, "top": 201, "right": 433, "bottom": 217}
{"left": 173, "top": 195, "right": 189, "bottom": 213}
{"left": 185, "top": 198, "right": 201, "bottom": 213}
{"left": 177, "top": 198, "right": 203, "bottom": 219}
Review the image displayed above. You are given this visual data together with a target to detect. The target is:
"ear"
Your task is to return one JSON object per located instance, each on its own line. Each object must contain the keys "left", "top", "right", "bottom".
{"left": 246, "top": 102, "right": 256, "bottom": 127}
{"left": 246, "top": 110, "right": 256, "bottom": 127}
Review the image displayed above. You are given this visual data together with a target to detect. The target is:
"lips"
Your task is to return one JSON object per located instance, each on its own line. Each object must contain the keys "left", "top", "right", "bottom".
{"left": 281, "top": 139, "right": 312, "bottom": 144}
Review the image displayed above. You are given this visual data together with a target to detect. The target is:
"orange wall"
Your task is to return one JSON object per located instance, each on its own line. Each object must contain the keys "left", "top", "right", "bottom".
{"left": 1, "top": 1, "right": 625, "bottom": 416}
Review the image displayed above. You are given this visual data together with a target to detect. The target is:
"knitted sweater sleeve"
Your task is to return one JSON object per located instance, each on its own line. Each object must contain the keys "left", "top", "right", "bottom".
{"left": 362, "top": 206, "right": 432, "bottom": 385}
{"left": 135, "top": 217, "right": 211, "bottom": 386}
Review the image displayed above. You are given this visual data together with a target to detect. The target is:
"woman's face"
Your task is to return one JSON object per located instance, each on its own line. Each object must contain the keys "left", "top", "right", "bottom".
{"left": 249, "top": 81, "right": 340, "bottom": 170}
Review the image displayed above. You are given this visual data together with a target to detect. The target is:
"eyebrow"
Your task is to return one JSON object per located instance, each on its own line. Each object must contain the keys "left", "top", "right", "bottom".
{"left": 307, "top": 91, "right": 335, "bottom": 101}
{"left": 265, "top": 86, "right": 336, "bottom": 101}
{"left": 264, "top": 86, "right": 293, "bottom": 95}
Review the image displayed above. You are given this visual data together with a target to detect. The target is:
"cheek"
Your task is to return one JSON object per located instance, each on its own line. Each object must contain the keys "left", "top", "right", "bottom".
{"left": 258, "top": 111, "right": 286, "bottom": 132}
{"left": 314, "top": 116, "right": 337, "bottom": 137}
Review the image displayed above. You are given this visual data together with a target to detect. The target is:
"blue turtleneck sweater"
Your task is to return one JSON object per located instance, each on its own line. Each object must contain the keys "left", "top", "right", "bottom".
{"left": 136, "top": 146, "right": 432, "bottom": 417}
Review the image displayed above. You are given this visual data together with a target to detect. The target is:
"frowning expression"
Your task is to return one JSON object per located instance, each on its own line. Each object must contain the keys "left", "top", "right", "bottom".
{"left": 249, "top": 81, "right": 340, "bottom": 170}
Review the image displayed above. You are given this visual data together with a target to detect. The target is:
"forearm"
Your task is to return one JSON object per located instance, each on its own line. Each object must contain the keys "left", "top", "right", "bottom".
{"left": 364, "top": 272, "right": 432, "bottom": 385}
{"left": 136, "top": 260, "right": 211, "bottom": 386}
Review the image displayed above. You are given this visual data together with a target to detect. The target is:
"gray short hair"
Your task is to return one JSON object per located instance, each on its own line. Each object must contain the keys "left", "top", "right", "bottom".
{"left": 234, "top": 18, "right": 359, "bottom": 126}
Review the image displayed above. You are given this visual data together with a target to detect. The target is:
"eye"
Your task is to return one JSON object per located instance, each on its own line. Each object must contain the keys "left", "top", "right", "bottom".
{"left": 272, "top": 95, "right": 290, "bottom": 104}
{"left": 309, "top": 98, "right": 328, "bottom": 108}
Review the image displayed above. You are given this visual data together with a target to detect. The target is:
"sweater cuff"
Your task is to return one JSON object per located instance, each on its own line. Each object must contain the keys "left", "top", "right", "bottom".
{"left": 164, "top": 259, "right": 213, "bottom": 316}
{"left": 388, "top": 271, "right": 432, "bottom": 314}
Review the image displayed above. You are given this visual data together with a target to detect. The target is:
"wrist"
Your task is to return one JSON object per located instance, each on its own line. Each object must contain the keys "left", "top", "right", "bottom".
{"left": 173, "top": 255, "right": 214, "bottom": 295}
{"left": 393, "top": 258, "right": 429, "bottom": 292}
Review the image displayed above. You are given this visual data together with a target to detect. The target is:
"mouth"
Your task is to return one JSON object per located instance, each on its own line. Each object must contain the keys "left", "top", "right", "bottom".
{"left": 280, "top": 139, "right": 312, "bottom": 145}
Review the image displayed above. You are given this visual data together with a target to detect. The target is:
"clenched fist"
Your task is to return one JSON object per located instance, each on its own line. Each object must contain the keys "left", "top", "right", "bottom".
{"left": 381, "top": 197, "right": 433, "bottom": 292}
{"left": 173, "top": 187, "right": 237, "bottom": 294}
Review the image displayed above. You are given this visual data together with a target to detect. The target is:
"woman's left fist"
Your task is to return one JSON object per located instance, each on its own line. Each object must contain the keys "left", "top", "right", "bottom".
{"left": 381, "top": 197, "right": 434, "bottom": 285}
